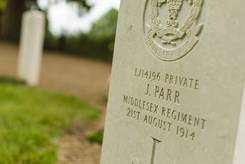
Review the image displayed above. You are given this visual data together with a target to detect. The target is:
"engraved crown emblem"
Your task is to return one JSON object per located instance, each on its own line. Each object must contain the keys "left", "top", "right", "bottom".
{"left": 165, "top": 0, "right": 185, "bottom": 27}
{"left": 144, "top": 0, "right": 204, "bottom": 61}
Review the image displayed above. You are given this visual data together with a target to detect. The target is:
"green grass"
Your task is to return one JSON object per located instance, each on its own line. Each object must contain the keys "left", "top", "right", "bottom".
{"left": 0, "top": 77, "right": 25, "bottom": 85}
{"left": 0, "top": 81, "right": 99, "bottom": 164}
{"left": 86, "top": 129, "right": 104, "bottom": 145}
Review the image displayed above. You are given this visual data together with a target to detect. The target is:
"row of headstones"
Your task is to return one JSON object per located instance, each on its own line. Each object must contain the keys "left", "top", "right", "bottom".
{"left": 18, "top": 10, "right": 45, "bottom": 86}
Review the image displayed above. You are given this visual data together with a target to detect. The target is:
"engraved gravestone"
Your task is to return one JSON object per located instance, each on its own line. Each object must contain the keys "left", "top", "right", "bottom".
{"left": 18, "top": 10, "right": 45, "bottom": 86}
{"left": 101, "top": 0, "right": 245, "bottom": 164}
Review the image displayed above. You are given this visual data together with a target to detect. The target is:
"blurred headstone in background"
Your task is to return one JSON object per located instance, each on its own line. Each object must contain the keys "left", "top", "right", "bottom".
{"left": 18, "top": 10, "right": 45, "bottom": 86}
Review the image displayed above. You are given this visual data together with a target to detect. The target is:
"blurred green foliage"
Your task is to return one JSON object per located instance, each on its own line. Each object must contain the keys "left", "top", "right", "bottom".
{"left": 89, "top": 8, "right": 118, "bottom": 56}
{"left": 0, "top": 0, "right": 6, "bottom": 31}
{"left": 0, "top": 80, "right": 99, "bottom": 163}
{"left": 89, "top": 9, "right": 118, "bottom": 43}
{"left": 0, "top": 0, "right": 6, "bottom": 11}
{"left": 0, "top": 0, "right": 118, "bottom": 61}
{"left": 86, "top": 129, "right": 104, "bottom": 145}
{"left": 44, "top": 9, "right": 118, "bottom": 61}
{"left": 0, "top": 0, "right": 91, "bottom": 41}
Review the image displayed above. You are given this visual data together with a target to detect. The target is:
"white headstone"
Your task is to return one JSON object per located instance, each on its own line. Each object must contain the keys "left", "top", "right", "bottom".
{"left": 101, "top": 0, "right": 245, "bottom": 164}
{"left": 18, "top": 10, "right": 45, "bottom": 86}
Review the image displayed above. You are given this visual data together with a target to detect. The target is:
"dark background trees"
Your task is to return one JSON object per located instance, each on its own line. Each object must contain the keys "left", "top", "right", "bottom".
{"left": 0, "top": 0, "right": 118, "bottom": 61}
{"left": 0, "top": 0, "right": 40, "bottom": 41}
{"left": 1, "top": 0, "right": 26, "bottom": 41}
{"left": 0, "top": 0, "right": 91, "bottom": 41}
{"left": 44, "top": 9, "right": 118, "bottom": 61}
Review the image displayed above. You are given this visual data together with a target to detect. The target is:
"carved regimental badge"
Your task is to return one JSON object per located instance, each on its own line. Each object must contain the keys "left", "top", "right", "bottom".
{"left": 144, "top": 0, "right": 204, "bottom": 61}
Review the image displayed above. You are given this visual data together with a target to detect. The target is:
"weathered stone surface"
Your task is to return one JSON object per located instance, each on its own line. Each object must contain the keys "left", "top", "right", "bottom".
{"left": 101, "top": 0, "right": 245, "bottom": 164}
